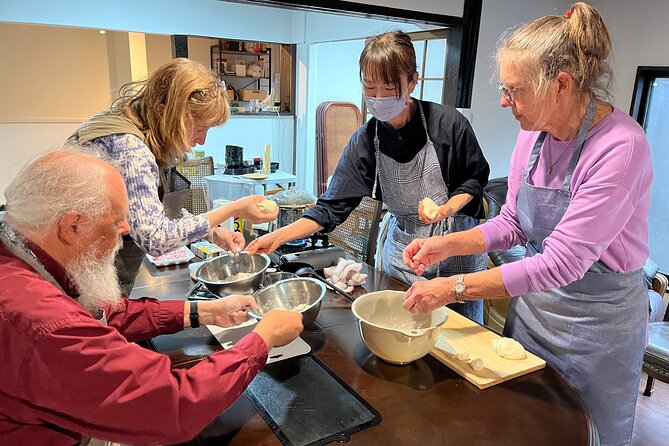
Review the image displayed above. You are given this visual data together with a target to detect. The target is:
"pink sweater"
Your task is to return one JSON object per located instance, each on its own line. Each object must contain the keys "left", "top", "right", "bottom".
{"left": 479, "top": 108, "right": 653, "bottom": 296}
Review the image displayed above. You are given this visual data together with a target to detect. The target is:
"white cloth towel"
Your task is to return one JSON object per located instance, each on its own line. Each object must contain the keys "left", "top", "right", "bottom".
{"left": 323, "top": 258, "right": 368, "bottom": 293}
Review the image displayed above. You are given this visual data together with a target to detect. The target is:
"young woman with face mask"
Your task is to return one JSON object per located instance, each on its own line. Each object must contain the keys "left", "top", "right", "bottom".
{"left": 248, "top": 31, "right": 490, "bottom": 323}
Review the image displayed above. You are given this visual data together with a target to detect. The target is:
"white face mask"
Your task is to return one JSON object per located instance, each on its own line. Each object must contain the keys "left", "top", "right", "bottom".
{"left": 364, "top": 85, "right": 410, "bottom": 122}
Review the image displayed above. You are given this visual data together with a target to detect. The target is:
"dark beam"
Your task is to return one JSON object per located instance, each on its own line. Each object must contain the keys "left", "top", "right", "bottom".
{"left": 172, "top": 35, "right": 189, "bottom": 58}
{"left": 456, "top": 0, "right": 482, "bottom": 108}
{"left": 220, "top": 0, "right": 463, "bottom": 27}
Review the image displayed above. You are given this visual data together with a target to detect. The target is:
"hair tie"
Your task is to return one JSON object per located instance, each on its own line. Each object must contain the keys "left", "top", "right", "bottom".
{"left": 565, "top": 10, "right": 572, "bottom": 18}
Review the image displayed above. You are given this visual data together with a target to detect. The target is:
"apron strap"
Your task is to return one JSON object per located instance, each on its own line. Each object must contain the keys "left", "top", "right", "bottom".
{"left": 523, "top": 132, "right": 548, "bottom": 184}
{"left": 563, "top": 98, "right": 597, "bottom": 189}
{"left": 0, "top": 221, "right": 65, "bottom": 294}
{"left": 522, "top": 97, "right": 598, "bottom": 191}
{"left": 372, "top": 120, "right": 380, "bottom": 199}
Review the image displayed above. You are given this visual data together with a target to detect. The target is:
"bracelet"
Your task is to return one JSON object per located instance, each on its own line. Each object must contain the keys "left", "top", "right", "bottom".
{"left": 189, "top": 301, "right": 200, "bottom": 328}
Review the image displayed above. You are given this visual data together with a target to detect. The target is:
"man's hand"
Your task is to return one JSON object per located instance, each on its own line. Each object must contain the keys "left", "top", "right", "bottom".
{"left": 253, "top": 310, "right": 303, "bottom": 349}
{"left": 196, "top": 295, "right": 259, "bottom": 327}
{"left": 402, "top": 236, "right": 451, "bottom": 276}
{"left": 211, "top": 227, "right": 245, "bottom": 252}
{"left": 403, "top": 277, "right": 454, "bottom": 314}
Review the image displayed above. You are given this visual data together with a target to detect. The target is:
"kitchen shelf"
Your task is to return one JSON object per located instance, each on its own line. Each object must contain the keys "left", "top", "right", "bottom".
{"left": 222, "top": 75, "right": 270, "bottom": 79}
{"left": 210, "top": 38, "right": 296, "bottom": 116}
{"left": 212, "top": 40, "right": 271, "bottom": 99}
{"left": 219, "top": 50, "right": 269, "bottom": 56}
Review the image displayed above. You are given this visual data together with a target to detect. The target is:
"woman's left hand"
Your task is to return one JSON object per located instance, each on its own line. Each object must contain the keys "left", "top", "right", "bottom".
{"left": 403, "top": 277, "right": 455, "bottom": 314}
{"left": 211, "top": 227, "right": 245, "bottom": 252}
{"left": 418, "top": 200, "right": 453, "bottom": 224}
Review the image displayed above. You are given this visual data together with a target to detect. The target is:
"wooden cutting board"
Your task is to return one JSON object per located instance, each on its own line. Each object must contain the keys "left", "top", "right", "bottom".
{"left": 429, "top": 310, "right": 545, "bottom": 389}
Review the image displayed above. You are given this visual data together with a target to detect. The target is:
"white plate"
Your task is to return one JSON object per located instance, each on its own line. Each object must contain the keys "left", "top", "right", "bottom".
{"left": 242, "top": 173, "right": 269, "bottom": 180}
{"left": 208, "top": 322, "right": 311, "bottom": 364}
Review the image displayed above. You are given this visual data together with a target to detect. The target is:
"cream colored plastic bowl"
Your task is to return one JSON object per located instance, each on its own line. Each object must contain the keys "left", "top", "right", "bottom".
{"left": 351, "top": 290, "right": 448, "bottom": 364}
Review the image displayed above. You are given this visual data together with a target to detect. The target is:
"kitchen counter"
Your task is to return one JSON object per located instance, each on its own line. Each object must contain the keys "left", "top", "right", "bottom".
{"left": 131, "top": 259, "right": 597, "bottom": 446}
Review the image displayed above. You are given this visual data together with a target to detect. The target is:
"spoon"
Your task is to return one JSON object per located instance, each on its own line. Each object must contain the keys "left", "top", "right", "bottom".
{"left": 293, "top": 266, "right": 356, "bottom": 302}
{"left": 228, "top": 249, "right": 241, "bottom": 271}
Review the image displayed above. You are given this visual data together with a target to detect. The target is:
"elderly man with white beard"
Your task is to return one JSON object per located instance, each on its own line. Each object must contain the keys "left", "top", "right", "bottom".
{"left": 0, "top": 150, "right": 303, "bottom": 446}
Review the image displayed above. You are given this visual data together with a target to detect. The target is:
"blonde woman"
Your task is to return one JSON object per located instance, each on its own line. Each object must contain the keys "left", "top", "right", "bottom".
{"left": 403, "top": 4, "right": 652, "bottom": 445}
{"left": 69, "top": 58, "right": 277, "bottom": 294}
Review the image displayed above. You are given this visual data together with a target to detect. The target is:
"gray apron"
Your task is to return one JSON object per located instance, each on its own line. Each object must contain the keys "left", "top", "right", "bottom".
{"left": 116, "top": 167, "right": 190, "bottom": 296}
{"left": 504, "top": 99, "right": 647, "bottom": 446}
{"left": 373, "top": 102, "right": 487, "bottom": 323}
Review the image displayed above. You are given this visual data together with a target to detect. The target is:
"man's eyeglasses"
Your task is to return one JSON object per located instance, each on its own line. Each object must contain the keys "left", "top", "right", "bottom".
{"left": 498, "top": 83, "right": 522, "bottom": 104}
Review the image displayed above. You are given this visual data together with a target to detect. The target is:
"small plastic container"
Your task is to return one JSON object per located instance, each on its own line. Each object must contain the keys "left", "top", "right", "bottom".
{"left": 204, "top": 175, "right": 263, "bottom": 205}
{"left": 146, "top": 246, "right": 195, "bottom": 267}
{"left": 190, "top": 241, "right": 225, "bottom": 260}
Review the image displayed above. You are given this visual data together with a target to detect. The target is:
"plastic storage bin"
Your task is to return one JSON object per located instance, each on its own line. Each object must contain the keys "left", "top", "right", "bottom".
{"left": 204, "top": 175, "right": 263, "bottom": 207}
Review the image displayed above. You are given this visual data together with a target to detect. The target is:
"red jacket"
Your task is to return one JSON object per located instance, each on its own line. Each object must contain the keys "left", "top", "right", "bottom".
{"left": 0, "top": 241, "right": 267, "bottom": 445}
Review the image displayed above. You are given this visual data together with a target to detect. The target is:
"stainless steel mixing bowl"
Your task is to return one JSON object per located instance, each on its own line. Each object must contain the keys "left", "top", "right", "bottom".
{"left": 250, "top": 277, "right": 326, "bottom": 326}
{"left": 261, "top": 272, "right": 298, "bottom": 288}
{"left": 194, "top": 252, "right": 270, "bottom": 296}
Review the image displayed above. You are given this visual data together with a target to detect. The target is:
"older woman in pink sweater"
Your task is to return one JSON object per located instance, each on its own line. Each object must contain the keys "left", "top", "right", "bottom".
{"left": 402, "top": 4, "right": 652, "bottom": 446}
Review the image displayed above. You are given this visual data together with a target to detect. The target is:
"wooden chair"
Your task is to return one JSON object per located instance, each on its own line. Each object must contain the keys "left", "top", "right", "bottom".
{"left": 176, "top": 156, "right": 215, "bottom": 214}
{"left": 329, "top": 196, "right": 383, "bottom": 265}
{"left": 642, "top": 271, "right": 669, "bottom": 396}
{"left": 316, "top": 102, "right": 361, "bottom": 196}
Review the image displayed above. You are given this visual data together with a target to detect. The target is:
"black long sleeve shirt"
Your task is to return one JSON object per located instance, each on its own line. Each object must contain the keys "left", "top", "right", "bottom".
{"left": 304, "top": 99, "right": 490, "bottom": 232}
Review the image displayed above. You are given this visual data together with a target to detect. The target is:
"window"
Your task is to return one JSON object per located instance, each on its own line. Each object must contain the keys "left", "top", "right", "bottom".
{"left": 630, "top": 66, "right": 669, "bottom": 272}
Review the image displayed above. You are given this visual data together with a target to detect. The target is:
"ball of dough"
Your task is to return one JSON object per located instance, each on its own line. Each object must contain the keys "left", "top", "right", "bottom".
{"left": 469, "top": 358, "right": 484, "bottom": 371}
{"left": 453, "top": 350, "right": 470, "bottom": 361}
{"left": 421, "top": 197, "right": 440, "bottom": 220}
{"left": 257, "top": 199, "right": 277, "bottom": 214}
{"left": 492, "top": 338, "right": 527, "bottom": 360}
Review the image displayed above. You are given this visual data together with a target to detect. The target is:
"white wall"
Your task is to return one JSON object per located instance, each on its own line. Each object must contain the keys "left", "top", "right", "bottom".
{"left": 0, "top": 122, "right": 82, "bottom": 195}
{"left": 0, "top": 23, "right": 113, "bottom": 196}
{"left": 295, "top": 39, "right": 367, "bottom": 193}
{"left": 590, "top": 0, "right": 669, "bottom": 110}
{"left": 3, "top": 0, "right": 665, "bottom": 193}
{"left": 0, "top": 23, "right": 112, "bottom": 121}
{"left": 198, "top": 115, "right": 295, "bottom": 179}
{"left": 469, "top": 0, "right": 566, "bottom": 178}
{"left": 145, "top": 33, "right": 173, "bottom": 73}
{"left": 302, "top": 11, "right": 438, "bottom": 44}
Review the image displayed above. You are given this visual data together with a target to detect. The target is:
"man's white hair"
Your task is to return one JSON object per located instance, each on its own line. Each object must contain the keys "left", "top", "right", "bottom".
{"left": 4, "top": 148, "right": 111, "bottom": 229}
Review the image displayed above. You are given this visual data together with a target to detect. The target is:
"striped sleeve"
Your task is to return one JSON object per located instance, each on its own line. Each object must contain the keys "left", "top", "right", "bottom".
{"left": 93, "top": 134, "right": 209, "bottom": 256}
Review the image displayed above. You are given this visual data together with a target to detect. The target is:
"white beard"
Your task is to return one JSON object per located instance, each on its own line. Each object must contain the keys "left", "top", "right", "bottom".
{"left": 65, "top": 238, "right": 123, "bottom": 312}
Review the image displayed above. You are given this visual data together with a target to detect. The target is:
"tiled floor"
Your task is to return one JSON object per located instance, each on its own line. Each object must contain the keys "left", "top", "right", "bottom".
{"left": 632, "top": 374, "right": 668, "bottom": 445}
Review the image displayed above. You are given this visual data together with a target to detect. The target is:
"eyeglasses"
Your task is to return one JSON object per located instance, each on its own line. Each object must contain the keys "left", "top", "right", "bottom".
{"left": 498, "top": 82, "right": 522, "bottom": 104}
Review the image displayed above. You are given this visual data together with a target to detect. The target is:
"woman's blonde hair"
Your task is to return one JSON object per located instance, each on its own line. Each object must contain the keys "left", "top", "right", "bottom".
{"left": 113, "top": 58, "right": 229, "bottom": 167}
{"left": 497, "top": 2, "right": 613, "bottom": 102}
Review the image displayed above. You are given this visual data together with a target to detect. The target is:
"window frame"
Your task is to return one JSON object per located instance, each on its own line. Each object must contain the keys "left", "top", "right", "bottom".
{"left": 629, "top": 66, "right": 669, "bottom": 124}
{"left": 629, "top": 65, "right": 669, "bottom": 274}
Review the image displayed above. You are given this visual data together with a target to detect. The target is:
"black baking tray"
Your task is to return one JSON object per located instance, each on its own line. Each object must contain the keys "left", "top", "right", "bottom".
{"left": 245, "top": 355, "right": 381, "bottom": 446}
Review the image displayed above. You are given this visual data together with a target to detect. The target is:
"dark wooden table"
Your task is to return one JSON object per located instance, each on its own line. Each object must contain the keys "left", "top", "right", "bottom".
{"left": 131, "top": 259, "right": 596, "bottom": 446}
